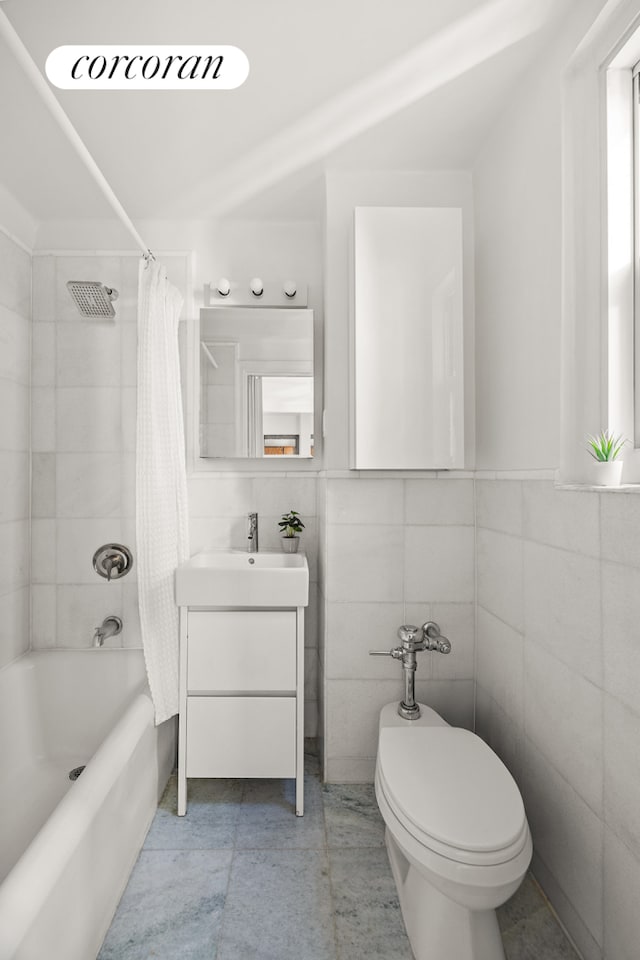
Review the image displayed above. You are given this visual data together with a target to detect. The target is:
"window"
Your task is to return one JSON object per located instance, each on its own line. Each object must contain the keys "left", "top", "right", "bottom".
{"left": 634, "top": 63, "right": 640, "bottom": 446}
{"left": 560, "top": 8, "right": 640, "bottom": 483}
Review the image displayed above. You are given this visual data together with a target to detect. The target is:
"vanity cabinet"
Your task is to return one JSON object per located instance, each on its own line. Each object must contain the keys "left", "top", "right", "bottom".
{"left": 177, "top": 606, "right": 305, "bottom": 816}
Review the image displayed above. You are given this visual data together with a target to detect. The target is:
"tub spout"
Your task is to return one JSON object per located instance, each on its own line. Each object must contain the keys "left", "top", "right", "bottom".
{"left": 93, "top": 616, "right": 123, "bottom": 647}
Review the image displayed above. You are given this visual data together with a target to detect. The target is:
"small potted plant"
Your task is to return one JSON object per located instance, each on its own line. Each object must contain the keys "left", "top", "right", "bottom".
{"left": 278, "top": 509, "right": 305, "bottom": 553}
{"left": 586, "top": 429, "right": 627, "bottom": 486}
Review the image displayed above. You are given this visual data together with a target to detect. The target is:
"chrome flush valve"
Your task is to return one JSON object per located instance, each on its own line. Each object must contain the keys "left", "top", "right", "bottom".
{"left": 369, "top": 621, "right": 452, "bottom": 720}
{"left": 421, "top": 621, "right": 452, "bottom": 654}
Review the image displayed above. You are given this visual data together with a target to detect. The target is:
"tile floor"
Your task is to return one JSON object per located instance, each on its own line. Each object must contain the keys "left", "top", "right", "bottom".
{"left": 98, "top": 746, "right": 580, "bottom": 960}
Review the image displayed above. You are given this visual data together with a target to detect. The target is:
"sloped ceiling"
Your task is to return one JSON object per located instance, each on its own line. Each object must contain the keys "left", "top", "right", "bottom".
{"left": 0, "top": 0, "right": 587, "bottom": 224}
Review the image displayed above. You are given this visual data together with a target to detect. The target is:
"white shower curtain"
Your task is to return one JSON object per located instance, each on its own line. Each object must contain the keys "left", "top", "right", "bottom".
{"left": 136, "top": 259, "right": 189, "bottom": 724}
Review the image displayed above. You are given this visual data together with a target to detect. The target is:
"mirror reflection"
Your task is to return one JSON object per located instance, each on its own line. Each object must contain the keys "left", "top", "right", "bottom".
{"left": 199, "top": 307, "right": 314, "bottom": 458}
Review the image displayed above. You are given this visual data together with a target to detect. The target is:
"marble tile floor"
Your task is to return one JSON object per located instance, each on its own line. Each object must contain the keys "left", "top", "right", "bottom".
{"left": 98, "top": 747, "right": 580, "bottom": 960}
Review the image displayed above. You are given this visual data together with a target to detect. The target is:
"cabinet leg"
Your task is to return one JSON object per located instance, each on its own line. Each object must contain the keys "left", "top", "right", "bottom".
{"left": 178, "top": 771, "right": 187, "bottom": 816}
{"left": 295, "top": 771, "right": 304, "bottom": 817}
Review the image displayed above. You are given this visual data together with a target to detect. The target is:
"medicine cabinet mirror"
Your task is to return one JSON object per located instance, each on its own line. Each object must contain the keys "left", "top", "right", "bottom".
{"left": 198, "top": 307, "right": 314, "bottom": 459}
{"left": 352, "top": 206, "right": 464, "bottom": 470}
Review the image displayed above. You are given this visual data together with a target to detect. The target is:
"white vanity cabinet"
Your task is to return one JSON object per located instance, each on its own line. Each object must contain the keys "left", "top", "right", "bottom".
{"left": 177, "top": 606, "right": 305, "bottom": 816}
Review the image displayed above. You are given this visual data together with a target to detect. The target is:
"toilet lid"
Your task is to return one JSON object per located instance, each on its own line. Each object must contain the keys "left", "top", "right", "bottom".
{"left": 378, "top": 727, "right": 526, "bottom": 856}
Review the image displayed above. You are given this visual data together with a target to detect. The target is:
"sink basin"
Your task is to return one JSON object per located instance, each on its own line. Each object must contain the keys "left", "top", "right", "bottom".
{"left": 175, "top": 551, "right": 309, "bottom": 608}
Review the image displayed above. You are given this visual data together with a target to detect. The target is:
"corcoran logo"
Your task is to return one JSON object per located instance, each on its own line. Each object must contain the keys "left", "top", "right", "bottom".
{"left": 45, "top": 45, "right": 249, "bottom": 90}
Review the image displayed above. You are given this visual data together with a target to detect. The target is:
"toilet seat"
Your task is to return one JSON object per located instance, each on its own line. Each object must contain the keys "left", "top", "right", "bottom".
{"left": 377, "top": 726, "right": 529, "bottom": 867}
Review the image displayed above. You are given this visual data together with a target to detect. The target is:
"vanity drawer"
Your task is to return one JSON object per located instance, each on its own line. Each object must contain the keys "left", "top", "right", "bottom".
{"left": 187, "top": 611, "right": 296, "bottom": 692}
{"left": 186, "top": 696, "right": 296, "bottom": 778}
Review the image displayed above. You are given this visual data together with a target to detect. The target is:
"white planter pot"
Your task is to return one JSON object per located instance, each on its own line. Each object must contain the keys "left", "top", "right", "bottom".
{"left": 590, "top": 459, "right": 623, "bottom": 486}
{"left": 281, "top": 537, "right": 300, "bottom": 553}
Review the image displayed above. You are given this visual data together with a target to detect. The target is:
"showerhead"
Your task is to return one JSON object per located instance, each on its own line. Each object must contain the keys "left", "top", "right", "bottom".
{"left": 66, "top": 280, "right": 119, "bottom": 318}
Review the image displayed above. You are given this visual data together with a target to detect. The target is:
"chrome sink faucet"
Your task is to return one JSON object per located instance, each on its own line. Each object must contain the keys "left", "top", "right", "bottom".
{"left": 247, "top": 512, "right": 259, "bottom": 553}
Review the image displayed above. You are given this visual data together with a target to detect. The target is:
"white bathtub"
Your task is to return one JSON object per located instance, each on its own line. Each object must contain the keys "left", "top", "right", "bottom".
{"left": 0, "top": 649, "right": 176, "bottom": 960}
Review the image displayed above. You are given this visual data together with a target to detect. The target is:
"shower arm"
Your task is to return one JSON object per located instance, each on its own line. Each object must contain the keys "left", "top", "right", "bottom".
{"left": 0, "top": 8, "right": 153, "bottom": 262}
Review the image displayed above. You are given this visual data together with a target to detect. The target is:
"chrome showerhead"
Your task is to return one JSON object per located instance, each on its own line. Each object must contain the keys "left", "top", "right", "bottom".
{"left": 66, "top": 280, "right": 119, "bottom": 318}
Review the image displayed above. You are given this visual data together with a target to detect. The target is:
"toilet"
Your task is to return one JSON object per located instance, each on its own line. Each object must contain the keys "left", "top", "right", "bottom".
{"left": 375, "top": 701, "right": 532, "bottom": 960}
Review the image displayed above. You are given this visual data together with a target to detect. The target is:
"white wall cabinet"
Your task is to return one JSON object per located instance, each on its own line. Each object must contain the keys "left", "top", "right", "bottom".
{"left": 352, "top": 206, "right": 465, "bottom": 469}
{"left": 177, "top": 607, "right": 305, "bottom": 816}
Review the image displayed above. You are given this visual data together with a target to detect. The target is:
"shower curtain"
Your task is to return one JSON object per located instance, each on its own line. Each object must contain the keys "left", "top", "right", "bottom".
{"left": 136, "top": 259, "right": 189, "bottom": 724}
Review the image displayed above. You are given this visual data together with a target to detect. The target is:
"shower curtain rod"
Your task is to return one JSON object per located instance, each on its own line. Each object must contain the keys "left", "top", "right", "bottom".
{"left": 0, "top": 9, "right": 154, "bottom": 261}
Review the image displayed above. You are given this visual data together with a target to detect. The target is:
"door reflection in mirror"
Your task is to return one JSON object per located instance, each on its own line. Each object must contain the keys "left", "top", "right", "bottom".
{"left": 199, "top": 308, "right": 314, "bottom": 459}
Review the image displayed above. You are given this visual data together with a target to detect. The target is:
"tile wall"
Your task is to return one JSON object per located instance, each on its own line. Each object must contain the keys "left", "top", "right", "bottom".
{"left": 30, "top": 253, "right": 187, "bottom": 652}
{"left": 0, "top": 230, "right": 31, "bottom": 669}
{"left": 475, "top": 479, "right": 640, "bottom": 960}
{"left": 321, "top": 477, "right": 475, "bottom": 782}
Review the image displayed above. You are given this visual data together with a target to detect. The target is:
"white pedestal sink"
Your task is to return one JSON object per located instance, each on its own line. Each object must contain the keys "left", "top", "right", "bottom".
{"left": 175, "top": 550, "right": 309, "bottom": 608}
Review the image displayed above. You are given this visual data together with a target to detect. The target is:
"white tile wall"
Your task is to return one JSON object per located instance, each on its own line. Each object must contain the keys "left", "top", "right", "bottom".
{"left": 0, "top": 230, "right": 30, "bottom": 670}
{"left": 476, "top": 606, "right": 524, "bottom": 721}
{"left": 326, "top": 524, "right": 404, "bottom": 602}
{"left": 404, "top": 525, "right": 475, "bottom": 601}
{"left": 30, "top": 252, "right": 190, "bottom": 658}
{"left": 322, "top": 477, "right": 475, "bottom": 779}
{"left": 476, "top": 478, "right": 640, "bottom": 959}
{"left": 475, "top": 479, "right": 523, "bottom": 536}
{"left": 523, "top": 540, "right": 602, "bottom": 686}
{"left": 602, "top": 561, "right": 640, "bottom": 714}
{"left": 476, "top": 527, "right": 523, "bottom": 631}
{"left": 521, "top": 737, "right": 604, "bottom": 947}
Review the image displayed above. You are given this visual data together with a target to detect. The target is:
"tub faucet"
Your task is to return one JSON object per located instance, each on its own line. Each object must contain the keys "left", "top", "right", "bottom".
{"left": 247, "top": 512, "right": 259, "bottom": 553}
{"left": 93, "top": 616, "right": 123, "bottom": 647}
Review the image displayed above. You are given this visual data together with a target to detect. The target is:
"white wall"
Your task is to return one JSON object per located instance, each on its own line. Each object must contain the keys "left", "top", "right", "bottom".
{"left": 0, "top": 228, "right": 30, "bottom": 669}
{"left": 473, "top": 4, "right": 640, "bottom": 959}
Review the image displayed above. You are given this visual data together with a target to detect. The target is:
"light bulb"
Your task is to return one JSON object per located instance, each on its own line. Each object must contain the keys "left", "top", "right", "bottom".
{"left": 250, "top": 277, "right": 264, "bottom": 297}
{"left": 283, "top": 281, "right": 297, "bottom": 298}
{"left": 216, "top": 278, "right": 230, "bottom": 297}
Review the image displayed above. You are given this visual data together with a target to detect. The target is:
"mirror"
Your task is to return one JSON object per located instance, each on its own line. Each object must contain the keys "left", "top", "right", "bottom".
{"left": 352, "top": 207, "right": 464, "bottom": 469}
{"left": 199, "top": 307, "right": 314, "bottom": 458}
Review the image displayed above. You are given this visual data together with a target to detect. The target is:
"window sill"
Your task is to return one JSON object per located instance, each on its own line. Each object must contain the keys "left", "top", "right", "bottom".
{"left": 555, "top": 482, "right": 640, "bottom": 493}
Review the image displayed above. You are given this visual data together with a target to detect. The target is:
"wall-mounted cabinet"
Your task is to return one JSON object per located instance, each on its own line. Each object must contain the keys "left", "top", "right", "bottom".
{"left": 351, "top": 207, "right": 464, "bottom": 470}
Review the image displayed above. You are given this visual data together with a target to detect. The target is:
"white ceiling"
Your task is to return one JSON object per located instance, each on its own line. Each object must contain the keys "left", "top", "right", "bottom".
{"left": 0, "top": 0, "right": 589, "bottom": 225}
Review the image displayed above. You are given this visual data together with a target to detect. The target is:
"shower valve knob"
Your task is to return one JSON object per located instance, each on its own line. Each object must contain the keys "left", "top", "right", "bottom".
{"left": 93, "top": 544, "right": 133, "bottom": 581}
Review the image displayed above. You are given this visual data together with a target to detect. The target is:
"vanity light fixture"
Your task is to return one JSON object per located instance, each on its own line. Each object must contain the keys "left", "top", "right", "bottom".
{"left": 250, "top": 277, "right": 264, "bottom": 297}
{"left": 283, "top": 280, "right": 297, "bottom": 299}
{"left": 216, "top": 278, "right": 231, "bottom": 297}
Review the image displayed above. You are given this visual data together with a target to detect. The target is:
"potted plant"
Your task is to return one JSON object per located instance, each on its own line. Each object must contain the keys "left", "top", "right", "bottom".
{"left": 278, "top": 510, "right": 305, "bottom": 553}
{"left": 586, "top": 429, "right": 627, "bottom": 486}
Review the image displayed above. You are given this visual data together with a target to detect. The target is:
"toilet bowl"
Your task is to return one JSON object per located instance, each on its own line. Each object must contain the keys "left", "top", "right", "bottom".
{"left": 375, "top": 702, "right": 532, "bottom": 960}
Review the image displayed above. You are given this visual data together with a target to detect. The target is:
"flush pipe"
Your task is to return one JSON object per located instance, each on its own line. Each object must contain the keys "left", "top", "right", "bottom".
{"left": 0, "top": 6, "right": 154, "bottom": 261}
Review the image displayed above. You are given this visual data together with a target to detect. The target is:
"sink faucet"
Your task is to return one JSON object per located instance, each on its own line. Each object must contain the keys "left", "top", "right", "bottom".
{"left": 247, "top": 512, "right": 259, "bottom": 553}
{"left": 93, "top": 616, "right": 123, "bottom": 647}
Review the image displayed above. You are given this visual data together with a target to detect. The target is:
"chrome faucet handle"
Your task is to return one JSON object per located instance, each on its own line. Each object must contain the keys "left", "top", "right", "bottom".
{"left": 93, "top": 544, "right": 133, "bottom": 581}
{"left": 369, "top": 647, "right": 404, "bottom": 659}
{"left": 421, "top": 621, "right": 452, "bottom": 654}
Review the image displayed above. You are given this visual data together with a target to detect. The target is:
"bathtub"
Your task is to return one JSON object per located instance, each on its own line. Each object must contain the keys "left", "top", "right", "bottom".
{"left": 0, "top": 649, "right": 176, "bottom": 960}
